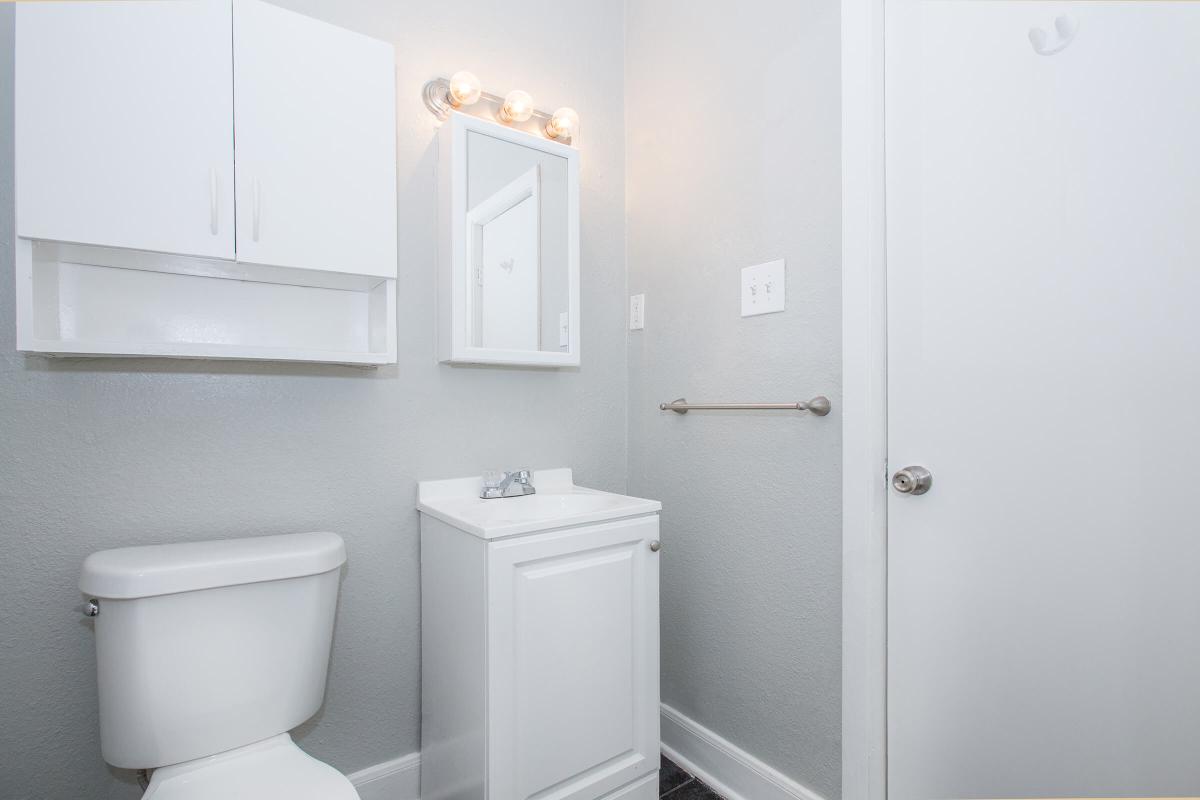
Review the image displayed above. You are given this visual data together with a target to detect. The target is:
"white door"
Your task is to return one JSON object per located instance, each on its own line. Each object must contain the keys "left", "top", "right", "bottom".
{"left": 15, "top": 0, "right": 235, "bottom": 258}
{"left": 487, "top": 518, "right": 661, "bottom": 800}
{"left": 477, "top": 193, "right": 541, "bottom": 351}
{"left": 886, "top": 2, "right": 1200, "bottom": 798}
{"left": 232, "top": 0, "right": 397, "bottom": 278}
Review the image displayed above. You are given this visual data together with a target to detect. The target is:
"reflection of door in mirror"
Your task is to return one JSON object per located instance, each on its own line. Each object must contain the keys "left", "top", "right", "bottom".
{"left": 468, "top": 166, "right": 540, "bottom": 350}
{"left": 466, "top": 131, "right": 570, "bottom": 353}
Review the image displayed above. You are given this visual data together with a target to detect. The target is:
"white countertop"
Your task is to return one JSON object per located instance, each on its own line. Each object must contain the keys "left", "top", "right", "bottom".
{"left": 417, "top": 468, "right": 662, "bottom": 539}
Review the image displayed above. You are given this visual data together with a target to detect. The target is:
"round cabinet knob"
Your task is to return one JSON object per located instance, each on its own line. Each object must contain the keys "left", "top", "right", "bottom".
{"left": 892, "top": 465, "right": 933, "bottom": 496}
{"left": 649, "top": 540, "right": 661, "bottom": 552}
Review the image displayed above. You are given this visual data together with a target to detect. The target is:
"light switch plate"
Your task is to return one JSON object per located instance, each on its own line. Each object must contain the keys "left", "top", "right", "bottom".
{"left": 629, "top": 294, "right": 645, "bottom": 330}
{"left": 741, "top": 259, "right": 786, "bottom": 317}
{"left": 559, "top": 312, "right": 569, "bottom": 347}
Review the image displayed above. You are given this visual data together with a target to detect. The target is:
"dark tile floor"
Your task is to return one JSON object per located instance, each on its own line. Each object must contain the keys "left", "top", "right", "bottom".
{"left": 659, "top": 754, "right": 723, "bottom": 799}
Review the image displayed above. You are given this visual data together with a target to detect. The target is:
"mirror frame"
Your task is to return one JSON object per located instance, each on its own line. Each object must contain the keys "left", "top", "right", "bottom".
{"left": 437, "top": 111, "right": 581, "bottom": 367}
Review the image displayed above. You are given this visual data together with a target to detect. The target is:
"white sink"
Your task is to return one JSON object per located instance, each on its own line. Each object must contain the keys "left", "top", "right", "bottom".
{"left": 417, "top": 468, "right": 661, "bottom": 539}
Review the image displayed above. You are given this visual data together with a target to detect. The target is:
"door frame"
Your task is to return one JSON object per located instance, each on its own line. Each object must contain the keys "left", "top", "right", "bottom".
{"left": 841, "top": 0, "right": 888, "bottom": 798}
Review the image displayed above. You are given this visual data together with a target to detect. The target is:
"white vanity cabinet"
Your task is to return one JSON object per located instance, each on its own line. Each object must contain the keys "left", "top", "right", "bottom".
{"left": 419, "top": 469, "right": 662, "bottom": 800}
{"left": 14, "top": 0, "right": 397, "bottom": 365}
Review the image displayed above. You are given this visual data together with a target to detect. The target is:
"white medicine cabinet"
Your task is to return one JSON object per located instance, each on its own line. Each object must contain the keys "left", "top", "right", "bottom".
{"left": 14, "top": 0, "right": 398, "bottom": 365}
{"left": 438, "top": 113, "right": 581, "bottom": 367}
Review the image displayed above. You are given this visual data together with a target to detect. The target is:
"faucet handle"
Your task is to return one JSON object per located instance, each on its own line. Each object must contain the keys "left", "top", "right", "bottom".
{"left": 512, "top": 469, "right": 532, "bottom": 483}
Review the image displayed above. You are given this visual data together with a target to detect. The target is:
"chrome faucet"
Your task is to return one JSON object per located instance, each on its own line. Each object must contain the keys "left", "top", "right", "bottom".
{"left": 480, "top": 469, "right": 537, "bottom": 499}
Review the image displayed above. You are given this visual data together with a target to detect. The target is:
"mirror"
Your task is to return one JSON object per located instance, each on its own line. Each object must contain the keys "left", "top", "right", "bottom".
{"left": 438, "top": 114, "right": 580, "bottom": 366}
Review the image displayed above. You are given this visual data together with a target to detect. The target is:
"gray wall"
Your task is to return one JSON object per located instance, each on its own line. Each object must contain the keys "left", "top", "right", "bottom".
{"left": 1, "top": 3, "right": 846, "bottom": 798}
{"left": 0, "top": 2, "right": 627, "bottom": 798}
{"left": 624, "top": 1, "right": 843, "bottom": 797}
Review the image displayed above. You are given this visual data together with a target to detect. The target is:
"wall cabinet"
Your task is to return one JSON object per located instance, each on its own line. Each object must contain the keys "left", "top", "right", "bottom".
{"left": 437, "top": 113, "right": 581, "bottom": 367}
{"left": 16, "top": 0, "right": 236, "bottom": 259}
{"left": 419, "top": 471, "right": 662, "bottom": 800}
{"left": 14, "top": 0, "right": 397, "bottom": 365}
{"left": 232, "top": 0, "right": 396, "bottom": 278}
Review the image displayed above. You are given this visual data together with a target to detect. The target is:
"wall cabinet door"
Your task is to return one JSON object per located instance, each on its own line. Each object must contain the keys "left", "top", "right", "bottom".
{"left": 232, "top": 0, "right": 397, "bottom": 279}
{"left": 487, "top": 517, "right": 661, "bottom": 800}
{"left": 15, "top": 0, "right": 235, "bottom": 259}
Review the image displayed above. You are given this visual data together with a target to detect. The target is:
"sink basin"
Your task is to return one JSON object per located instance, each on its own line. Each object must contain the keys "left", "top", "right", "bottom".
{"left": 417, "top": 468, "right": 661, "bottom": 539}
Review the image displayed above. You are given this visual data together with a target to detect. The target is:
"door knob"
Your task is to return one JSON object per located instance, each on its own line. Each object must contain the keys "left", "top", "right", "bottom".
{"left": 892, "top": 465, "right": 932, "bottom": 495}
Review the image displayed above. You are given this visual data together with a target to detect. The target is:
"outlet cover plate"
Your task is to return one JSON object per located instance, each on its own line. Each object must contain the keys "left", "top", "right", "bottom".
{"left": 630, "top": 294, "right": 645, "bottom": 330}
{"left": 741, "top": 259, "right": 786, "bottom": 317}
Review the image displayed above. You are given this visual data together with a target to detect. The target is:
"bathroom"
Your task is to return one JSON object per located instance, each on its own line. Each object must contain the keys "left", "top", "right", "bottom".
{"left": 1, "top": 1, "right": 1196, "bottom": 799}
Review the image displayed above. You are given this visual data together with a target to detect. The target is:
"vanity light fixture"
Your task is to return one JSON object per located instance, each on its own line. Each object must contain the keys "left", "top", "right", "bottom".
{"left": 544, "top": 107, "right": 580, "bottom": 141}
{"left": 421, "top": 74, "right": 579, "bottom": 145}
{"left": 498, "top": 89, "right": 534, "bottom": 124}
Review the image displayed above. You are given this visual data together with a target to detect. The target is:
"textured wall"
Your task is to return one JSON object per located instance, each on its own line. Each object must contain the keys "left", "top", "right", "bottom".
{"left": 0, "top": 2, "right": 626, "bottom": 798}
{"left": 625, "top": 1, "right": 843, "bottom": 797}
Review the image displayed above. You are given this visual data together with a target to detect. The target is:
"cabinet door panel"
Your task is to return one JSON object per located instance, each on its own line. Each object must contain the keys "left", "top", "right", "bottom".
{"left": 232, "top": 0, "right": 397, "bottom": 278}
{"left": 15, "top": 0, "right": 235, "bottom": 258}
{"left": 488, "top": 517, "right": 660, "bottom": 800}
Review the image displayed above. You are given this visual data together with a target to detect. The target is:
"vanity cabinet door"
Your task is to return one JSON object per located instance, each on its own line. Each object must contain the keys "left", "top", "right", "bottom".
{"left": 487, "top": 517, "right": 661, "bottom": 800}
{"left": 15, "top": 0, "right": 235, "bottom": 259}
{"left": 232, "top": 0, "right": 397, "bottom": 279}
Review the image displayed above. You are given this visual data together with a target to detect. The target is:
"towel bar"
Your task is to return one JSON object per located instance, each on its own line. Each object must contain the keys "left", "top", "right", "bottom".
{"left": 658, "top": 396, "right": 831, "bottom": 416}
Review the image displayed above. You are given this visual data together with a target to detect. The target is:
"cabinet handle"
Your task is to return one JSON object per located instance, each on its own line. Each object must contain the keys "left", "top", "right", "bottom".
{"left": 252, "top": 178, "right": 262, "bottom": 242}
{"left": 649, "top": 540, "right": 661, "bottom": 552}
{"left": 209, "top": 168, "right": 218, "bottom": 235}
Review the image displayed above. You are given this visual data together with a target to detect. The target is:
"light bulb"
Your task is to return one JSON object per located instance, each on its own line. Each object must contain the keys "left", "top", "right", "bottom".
{"left": 447, "top": 71, "right": 482, "bottom": 107}
{"left": 498, "top": 90, "right": 534, "bottom": 123}
{"left": 545, "top": 107, "right": 580, "bottom": 141}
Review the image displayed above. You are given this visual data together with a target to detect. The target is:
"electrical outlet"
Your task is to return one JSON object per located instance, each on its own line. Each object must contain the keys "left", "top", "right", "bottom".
{"left": 741, "top": 259, "right": 786, "bottom": 317}
{"left": 629, "top": 294, "right": 645, "bottom": 330}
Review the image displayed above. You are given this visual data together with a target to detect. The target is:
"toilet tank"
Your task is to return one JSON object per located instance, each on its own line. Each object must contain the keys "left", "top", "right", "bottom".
{"left": 79, "top": 532, "right": 346, "bottom": 769}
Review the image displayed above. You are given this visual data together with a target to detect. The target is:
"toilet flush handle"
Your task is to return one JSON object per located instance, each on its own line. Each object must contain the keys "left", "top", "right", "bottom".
{"left": 79, "top": 598, "right": 100, "bottom": 617}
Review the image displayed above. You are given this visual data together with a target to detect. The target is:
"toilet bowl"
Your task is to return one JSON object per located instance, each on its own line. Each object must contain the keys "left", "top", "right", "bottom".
{"left": 142, "top": 734, "right": 357, "bottom": 800}
{"left": 80, "top": 532, "right": 357, "bottom": 797}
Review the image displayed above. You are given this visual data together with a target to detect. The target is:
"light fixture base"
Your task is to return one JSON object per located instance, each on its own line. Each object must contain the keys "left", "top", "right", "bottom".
{"left": 422, "top": 78, "right": 453, "bottom": 121}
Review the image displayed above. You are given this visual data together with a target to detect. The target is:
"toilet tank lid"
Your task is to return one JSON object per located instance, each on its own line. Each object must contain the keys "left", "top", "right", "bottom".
{"left": 79, "top": 532, "right": 346, "bottom": 599}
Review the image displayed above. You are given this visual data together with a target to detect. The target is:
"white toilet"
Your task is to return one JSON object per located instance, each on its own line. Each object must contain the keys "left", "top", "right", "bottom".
{"left": 79, "top": 531, "right": 358, "bottom": 799}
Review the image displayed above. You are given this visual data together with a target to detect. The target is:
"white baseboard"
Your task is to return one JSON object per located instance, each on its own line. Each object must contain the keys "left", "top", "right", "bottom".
{"left": 345, "top": 707, "right": 824, "bottom": 800}
{"left": 348, "top": 751, "right": 421, "bottom": 800}
{"left": 660, "top": 704, "right": 827, "bottom": 800}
